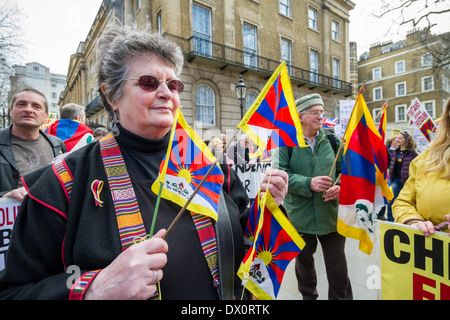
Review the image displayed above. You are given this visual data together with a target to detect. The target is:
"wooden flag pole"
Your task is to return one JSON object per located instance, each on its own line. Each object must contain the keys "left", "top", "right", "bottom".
{"left": 162, "top": 128, "right": 242, "bottom": 240}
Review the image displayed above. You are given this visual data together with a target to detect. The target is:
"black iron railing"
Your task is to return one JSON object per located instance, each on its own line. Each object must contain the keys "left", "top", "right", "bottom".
{"left": 164, "top": 33, "right": 352, "bottom": 95}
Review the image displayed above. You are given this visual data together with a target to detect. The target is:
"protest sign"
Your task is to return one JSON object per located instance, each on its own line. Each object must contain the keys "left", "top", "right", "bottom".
{"left": 234, "top": 162, "right": 272, "bottom": 200}
{"left": 40, "top": 113, "right": 58, "bottom": 132}
{"left": 379, "top": 221, "right": 450, "bottom": 300}
{"left": 0, "top": 198, "right": 20, "bottom": 271}
{"left": 407, "top": 98, "right": 436, "bottom": 142}
{"left": 337, "top": 100, "right": 355, "bottom": 138}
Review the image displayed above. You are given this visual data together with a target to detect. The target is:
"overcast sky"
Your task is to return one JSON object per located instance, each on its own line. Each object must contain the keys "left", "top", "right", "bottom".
{"left": 5, "top": 0, "right": 450, "bottom": 75}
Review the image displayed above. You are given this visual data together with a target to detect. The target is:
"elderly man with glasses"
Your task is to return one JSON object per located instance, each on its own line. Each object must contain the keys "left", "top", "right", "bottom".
{"left": 272, "top": 93, "right": 352, "bottom": 300}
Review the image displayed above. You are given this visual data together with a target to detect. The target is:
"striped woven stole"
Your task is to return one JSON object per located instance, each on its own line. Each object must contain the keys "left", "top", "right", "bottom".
{"left": 99, "top": 134, "right": 147, "bottom": 250}
{"left": 191, "top": 213, "right": 220, "bottom": 289}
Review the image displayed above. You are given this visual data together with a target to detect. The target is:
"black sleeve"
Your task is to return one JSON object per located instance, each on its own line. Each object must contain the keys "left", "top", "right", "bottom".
{"left": 0, "top": 194, "right": 73, "bottom": 299}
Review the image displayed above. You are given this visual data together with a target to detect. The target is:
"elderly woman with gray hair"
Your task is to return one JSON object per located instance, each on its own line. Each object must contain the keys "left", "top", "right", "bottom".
{"left": 0, "top": 22, "right": 288, "bottom": 300}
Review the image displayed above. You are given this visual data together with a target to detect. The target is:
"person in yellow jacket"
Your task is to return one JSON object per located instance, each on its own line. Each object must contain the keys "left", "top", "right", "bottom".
{"left": 393, "top": 98, "right": 450, "bottom": 237}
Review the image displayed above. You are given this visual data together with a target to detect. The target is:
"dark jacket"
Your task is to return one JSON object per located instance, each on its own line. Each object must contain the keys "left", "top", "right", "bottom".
{"left": 388, "top": 148, "right": 418, "bottom": 184}
{"left": 271, "top": 130, "right": 343, "bottom": 235}
{"left": 0, "top": 135, "right": 249, "bottom": 300}
{"left": 0, "top": 125, "right": 66, "bottom": 197}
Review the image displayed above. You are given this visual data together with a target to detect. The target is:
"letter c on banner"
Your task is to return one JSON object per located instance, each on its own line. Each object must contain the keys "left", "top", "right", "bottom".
{"left": 384, "top": 229, "right": 411, "bottom": 264}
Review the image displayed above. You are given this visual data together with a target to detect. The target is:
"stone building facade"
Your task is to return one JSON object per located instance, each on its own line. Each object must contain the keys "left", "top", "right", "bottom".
{"left": 59, "top": 0, "right": 356, "bottom": 139}
{"left": 358, "top": 28, "right": 450, "bottom": 137}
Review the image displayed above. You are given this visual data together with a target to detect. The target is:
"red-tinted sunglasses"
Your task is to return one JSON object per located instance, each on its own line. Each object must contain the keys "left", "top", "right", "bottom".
{"left": 124, "top": 75, "right": 185, "bottom": 94}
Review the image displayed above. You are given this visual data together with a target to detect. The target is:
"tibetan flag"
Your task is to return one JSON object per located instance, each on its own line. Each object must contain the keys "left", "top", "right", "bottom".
{"left": 323, "top": 116, "right": 338, "bottom": 128}
{"left": 237, "top": 61, "right": 307, "bottom": 152}
{"left": 378, "top": 101, "right": 388, "bottom": 141}
{"left": 151, "top": 109, "right": 224, "bottom": 221}
{"left": 337, "top": 93, "right": 393, "bottom": 255}
{"left": 45, "top": 119, "right": 94, "bottom": 151}
{"left": 419, "top": 118, "right": 436, "bottom": 142}
{"left": 237, "top": 190, "right": 305, "bottom": 300}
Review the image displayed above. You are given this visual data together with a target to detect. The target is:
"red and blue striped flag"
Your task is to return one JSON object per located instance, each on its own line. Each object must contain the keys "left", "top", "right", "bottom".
{"left": 237, "top": 61, "right": 307, "bottom": 152}
{"left": 46, "top": 119, "right": 94, "bottom": 151}
{"left": 338, "top": 93, "right": 393, "bottom": 255}
{"left": 237, "top": 190, "right": 305, "bottom": 299}
{"left": 151, "top": 109, "right": 224, "bottom": 221}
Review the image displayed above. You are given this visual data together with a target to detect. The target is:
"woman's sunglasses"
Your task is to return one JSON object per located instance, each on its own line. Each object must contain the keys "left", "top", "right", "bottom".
{"left": 124, "top": 75, "right": 185, "bottom": 94}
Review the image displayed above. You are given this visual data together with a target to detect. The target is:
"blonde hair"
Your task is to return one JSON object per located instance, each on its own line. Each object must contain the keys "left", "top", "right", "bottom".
{"left": 425, "top": 98, "right": 450, "bottom": 179}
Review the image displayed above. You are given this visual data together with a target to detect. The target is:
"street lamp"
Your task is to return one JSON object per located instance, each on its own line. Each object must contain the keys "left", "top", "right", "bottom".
{"left": 235, "top": 75, "right": 247, "bottom": 119}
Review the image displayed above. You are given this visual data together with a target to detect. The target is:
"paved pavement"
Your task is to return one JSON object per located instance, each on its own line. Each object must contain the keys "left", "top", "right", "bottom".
{"left": 277, "top": 237, "right": 381, "bottom": 300}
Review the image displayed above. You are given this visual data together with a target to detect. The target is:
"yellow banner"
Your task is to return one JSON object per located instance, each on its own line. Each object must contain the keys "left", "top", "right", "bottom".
{"left": 380, "top": 222, "right": 450, "bottom": 300}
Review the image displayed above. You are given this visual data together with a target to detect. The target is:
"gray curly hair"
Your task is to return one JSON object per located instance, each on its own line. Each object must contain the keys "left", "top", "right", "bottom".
{"left": 93, "top": 20, "right": 184, "bottom": 118}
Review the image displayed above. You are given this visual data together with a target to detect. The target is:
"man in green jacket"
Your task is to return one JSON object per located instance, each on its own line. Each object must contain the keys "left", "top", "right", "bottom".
{"left": 272, "top": 93, "right": 352, "bottom": 300}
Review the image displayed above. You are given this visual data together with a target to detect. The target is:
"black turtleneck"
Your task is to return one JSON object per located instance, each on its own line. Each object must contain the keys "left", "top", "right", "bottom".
{"left": 115, "top": 124, "right": 219, "bottom": 299}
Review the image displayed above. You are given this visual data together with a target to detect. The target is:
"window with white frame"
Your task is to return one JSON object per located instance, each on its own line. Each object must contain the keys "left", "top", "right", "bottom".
{"left": 243, "top": 23, "right": 257, "bottom": 68}
{"left": 332, "top": 58, "right": 340, "bottom": 88}
{"left": 422, "top": 53, "right": 432, "bottom": 67}
{"left": 309, "top": 49, "right": 319, "bottom": 83}
{"left": 331, "top": 21, "right": 339, "bottom": 41}
{"left": 396, "top": 82, "right": 406, "bottom": 96}
{"left": 372, "top": 67, "right": 381, "bottom": 80}
{"left": 423, "top": 100, "right": 435, "bottom": 118}
{"left": 395, "top": 60, "right": 405, "bottom": 73}
{"left": 196, "top": 85, "right": 215, "bottom": 125}
{"left": 279, "top": 0, "right": 290, "bottom": 17}
{"left": 395, "top": 104, "right": 407, "bottom": 122}
{"left": 373, "top": 87, "right": 382, "bottom": 101}
{"left": 193, "top": 4, "right": 212, "bottom": 57}
{"left": 157, "top": 11, "right": 162, "bottom": 34}
{"left": 281, "top": 38, "right": 292, "bottom": 73}
{"left": 308, "top": 7, "right": 318, "bottom": 30}
{"left": 422, "top": 76, "right": 434, "bottom": 92}
{"left": 373, "top": 107, "right": 382, "bottom": 125}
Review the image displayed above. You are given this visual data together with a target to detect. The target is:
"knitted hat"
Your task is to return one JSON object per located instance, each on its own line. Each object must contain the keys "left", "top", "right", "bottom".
{"left": 295, "top": 93, "right": 324, "bottom": 113}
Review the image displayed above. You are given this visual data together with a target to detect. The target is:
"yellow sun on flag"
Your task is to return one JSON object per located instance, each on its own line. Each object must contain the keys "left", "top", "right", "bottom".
{"left": 178, "top": 168, "right": 192, "bottom": 184}
{"left": 257, "top": 250, "right": 273, "bottom": 266}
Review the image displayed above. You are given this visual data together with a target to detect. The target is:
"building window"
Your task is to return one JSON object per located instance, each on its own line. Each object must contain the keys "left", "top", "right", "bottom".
{"left": 331, "top": 21, "right": 339, "bottom": 41}
{"left": 246, "top": 92, "right": 258, "bottom": 111}
{"left": 422, "top": 76, "right": 434, "bottom": 92}
{"left": 196, "top": 85, "right": 215, "bottom": 126}
{"left": 396, "top": 82, "right": 406, "bottom": 96}
{"left": 395, "top": 60, "right": 405, "bottom": 73}
{"left": 332, "top": 58, "right": 340, "bottom": 88}
{"left": 423, "top": 100, "right": 435, "bottom": 118}
{"left": 243, "top": 23, "right": 257, "bottom": 68}
{"left": 279, "top": 0, "right": 290, "bottom": 17}
{"left": 51, "top": 92, "right": 57, "bottom": 99}
{"left": 372, "top": 67, "right": 381, "bottom": 80}
{"left": 373, "top": 87, "right": 382, "bottom": 101}
{"left": 373, "top": 107, "right": 382, "bottom": 125}
{"left": 157, "top": 11, "right": 162, "bottom": 34}
{"left": 281, "top": 38, "right": 292, "bottom": 72}
{"left": 422, "top": 53, "right": 432, "bottom": 67}
{"left": 33, "top": 66, "right": 39, "bottom": 72}
{"left": 395, "top": 104, "right": 407, "bottom": 122}
{"left": 309, "top": 49, "right": 319, "bottom": 83}
{"left": 193, "top": 4, "right": 212, "bottom": 57}
{"left": 308, "top": 7, "right": 318, "bottom": 30}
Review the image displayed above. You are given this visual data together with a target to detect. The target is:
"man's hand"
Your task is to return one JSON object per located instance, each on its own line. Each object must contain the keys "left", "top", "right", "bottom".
{"left": 310, "top": 176, "right": 332, "bottom": 192}
{"left": 1, "top": 187, "right": 27, "bottom": 202}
